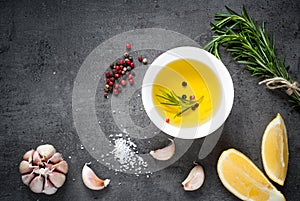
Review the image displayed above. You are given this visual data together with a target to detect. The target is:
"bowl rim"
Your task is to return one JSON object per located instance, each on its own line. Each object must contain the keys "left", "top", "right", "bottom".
{"left": 142, "top": 46, "right": 234, "bottom": 139}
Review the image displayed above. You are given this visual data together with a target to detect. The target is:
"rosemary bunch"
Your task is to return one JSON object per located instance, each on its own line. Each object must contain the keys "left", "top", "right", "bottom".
{"left": 204, "top": 6, "right": 300, "bottom": 107}
{"left": 156, "top": 89, "right": 204, "bottom": 118}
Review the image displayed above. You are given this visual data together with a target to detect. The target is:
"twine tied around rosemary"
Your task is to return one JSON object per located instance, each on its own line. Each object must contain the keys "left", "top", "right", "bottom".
{"left": 259, "top": 77, "right": 300, "bottom": 97}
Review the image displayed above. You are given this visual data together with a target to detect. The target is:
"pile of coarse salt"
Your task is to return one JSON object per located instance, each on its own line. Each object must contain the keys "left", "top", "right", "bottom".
{"left": 110, "top": 136, "right": 148, "bottom": 176}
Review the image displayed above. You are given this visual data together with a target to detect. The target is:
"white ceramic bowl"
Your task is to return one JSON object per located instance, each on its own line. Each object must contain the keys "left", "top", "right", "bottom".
{"left": 142, "top": 46, "right": 234, "bottom": 139}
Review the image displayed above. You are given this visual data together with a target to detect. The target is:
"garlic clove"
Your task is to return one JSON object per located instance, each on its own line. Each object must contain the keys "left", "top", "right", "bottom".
{"left": 29, "top": 176, "right": 44, "bottom": 193}
{"left": 48, "top": 172, "right": 66, "bottom": 188}
{"left": 182, "top": 164, "right": 205, "bottom": 191}
{"left": 33, "top": 151, "right": 43, "bottom": 165}
{"left": 52, "top": 160, "right": 68, "bottom": 174}
{"left": 19, "top": 160, "right": 34, "bottom": 174}
{"left": 36, "top": 144, "right": 56, "bottom": 160}
{"left": 43, "top": 179, "right": 58, "bottom": 195}
{"left": 22, "top": 173, "right": 35, "bottom": 186}
{"left": 149, "top": 139, "right": 175, "bottom": 160}
{"left": 48, "top": 152, "right": 63, "bottom": 163}
{"left": 23, "top": 149, "right": 34, "bottom": 163}
{"left": 82, "top": 163, "right": 110, "bottom": 190}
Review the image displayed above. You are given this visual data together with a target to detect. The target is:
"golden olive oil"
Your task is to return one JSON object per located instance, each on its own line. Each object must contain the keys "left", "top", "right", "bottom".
{"left": 152, "top": 59, "right": 221, "bottom": 127}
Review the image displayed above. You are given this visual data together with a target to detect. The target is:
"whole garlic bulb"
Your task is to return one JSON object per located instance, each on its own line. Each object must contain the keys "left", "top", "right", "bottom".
{"left": 19, "top": 144, "right": 68, "bottom": 195}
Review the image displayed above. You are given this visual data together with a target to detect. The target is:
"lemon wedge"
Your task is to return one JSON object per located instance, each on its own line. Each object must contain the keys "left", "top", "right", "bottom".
{"left": 217, "top": 148, "right": 285, "bottom": 201}
{"left": 261, "top": 113, "right": 288, "bottom": 186}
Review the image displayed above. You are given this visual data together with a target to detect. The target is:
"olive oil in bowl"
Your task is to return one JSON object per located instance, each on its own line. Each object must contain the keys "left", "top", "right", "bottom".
{"left": 152, "top": 59, "right": 221, "bottom": 127}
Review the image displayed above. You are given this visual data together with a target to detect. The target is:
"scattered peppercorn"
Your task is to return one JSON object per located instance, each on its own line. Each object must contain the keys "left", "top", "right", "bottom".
{"left": 121, "top": 79, "right": 126, "bottom": 86}
{"left": 103, "top": 44, "right": 141, "bottom": 97}
{"left": 105, "top": 72, "right": 111, "bottom": 78}
{"left": 138, "top": 55, "right": 143, "bottom": 62}
{"left": 113, "top": 89, "right": 119, "bottom": 95}
{"left": 190, "top": 95, "right": 195, "bottom": 100}
{"left": 165, "top": 118, "right": 170, "bottom": 123}
{"left": 182, "top": 81, "right": 187, "bottom": 87}
{"left": 129, "top": 78, "right": 134, "bottom": 85}
{"left": 182, "top": 94, "right": 187, "bottom": 99}
{"left": 125, "top": 59, "right": 131, "bottom": 65}
{"left": 142, "top": 58, "right": 148, "bottom": 64}
{"left": 191, "top": 103, "right": 199, "bottom": 111}
{"left": 126, "top": 43, "right": 131, "bottom": 49}
{"left": 114, "top": 73, "right": 120, "bottom": 79}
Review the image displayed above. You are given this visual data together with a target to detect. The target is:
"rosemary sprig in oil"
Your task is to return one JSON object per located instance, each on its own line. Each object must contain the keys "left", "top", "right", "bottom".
{"left": 204, "top": 6, "right": 300, "bottom": 108}
{"left": 156, "top": 89, "right": 204, "bottom": 118}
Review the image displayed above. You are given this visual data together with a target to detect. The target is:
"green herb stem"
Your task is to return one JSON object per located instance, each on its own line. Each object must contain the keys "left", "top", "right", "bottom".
{"left": 204, "top": 6, "right": 300, "bottom": 107}
{"left": 156, "top": 89, "right": 204, "bottom": 118}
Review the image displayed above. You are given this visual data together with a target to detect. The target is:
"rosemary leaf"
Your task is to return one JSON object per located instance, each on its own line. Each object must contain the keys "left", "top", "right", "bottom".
{"left": 204, "top": 6, "right": 300, "bottom": 107}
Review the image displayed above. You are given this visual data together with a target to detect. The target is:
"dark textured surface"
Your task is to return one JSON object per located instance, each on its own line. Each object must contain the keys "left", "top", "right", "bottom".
{"left": 1, "top": 0, "right": 299, "bottom": 200}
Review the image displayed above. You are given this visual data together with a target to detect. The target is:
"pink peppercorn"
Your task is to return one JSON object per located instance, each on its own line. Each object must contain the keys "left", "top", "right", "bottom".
{"left": 114, "top": 84, "right": 119, "bottom": 89}
{"left": 121, "top": 79, "right": 126, "bottom": 86}
{"left": 138, "top": 55, "right": 142, "bottom": 62}
{"left": 114, "top": 73, "right": 120, "bottom": 78}
{"left": 119, "top": 60, "right": 124, "bottom": 65}
{"left": 129, "top": 78, "right": 134, "bottom": 85}
{"left": 113, "top": 89, "right": 119, "bottom": 95}
{"left": 128, "top": 74, "right": 133, "bottom": 79}
{"left": 126, "top": 60, "right": 131, "bottom": 65}
{"left": 166, "top": 118, "right": 170, "bottom": 123}
{"left": 130, "top": 62, "right": 134, "bottom": 68}
{"left": 126, "top": 43, "right": 131, "bottom": 49}
{"left": 105, "top": 72, "right": 110, "bottom": 78}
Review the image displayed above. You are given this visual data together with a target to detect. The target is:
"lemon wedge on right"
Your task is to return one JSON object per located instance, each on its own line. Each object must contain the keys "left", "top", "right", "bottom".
{"left": 261, "top": 113, "right": 289, "bottom": 186}
{"left": 217, "top": 148, "right": 285, "bottom": 201}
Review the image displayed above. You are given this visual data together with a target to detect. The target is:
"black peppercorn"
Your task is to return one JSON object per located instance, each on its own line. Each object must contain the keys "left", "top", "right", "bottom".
{"left": 110, "top": 63, "right": 114, "bottom": 69}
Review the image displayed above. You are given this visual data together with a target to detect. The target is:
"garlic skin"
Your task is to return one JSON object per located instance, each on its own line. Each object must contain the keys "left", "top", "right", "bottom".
{"left": 36, "top": 144, "right": 56, "bottom": 160}
{"left": 149, "top": 139, "right": 175, "bottom": 160}
{"left": 19, "top": 144, "right": 68, "bottom": 195}
{"left": 182, "top": 164, "right": 205, "bottom": 191}
{"left": 82, "top": 163, "right": 110, "bottom": 190}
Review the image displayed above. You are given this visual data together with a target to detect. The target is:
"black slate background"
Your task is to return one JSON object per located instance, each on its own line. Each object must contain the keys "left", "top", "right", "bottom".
{"left": 1, "top": 0, "right": 299, "bottom": 201}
